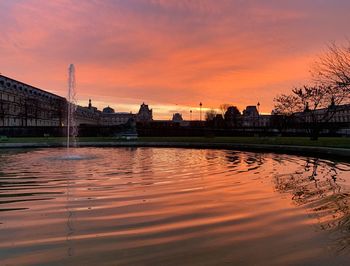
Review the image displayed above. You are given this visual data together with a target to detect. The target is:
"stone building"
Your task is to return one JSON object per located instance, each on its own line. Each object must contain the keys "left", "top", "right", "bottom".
{"left": 172, "top": 113, "right": 183, "bottom": 122}
{"left": 242, "top": 105, "right": 271, "bottom": 128}
{"left": 0, "top": 75, "right": 66, "bottom": 127}
{"left": 75, "top": 100, "right": 151, "bottom": 126}
{"left": 102, "top": 106, "right": 115, "bottom": 114}
{"left": 100, "top": 105, "right": 135, "bottom": 126}
{"left": 0, "top": 74, "right": 154, "bottom": 130}
{"left": 136, "top": 102, "right": 153, "bottom": 122}
{"left": 75, "top": 99, "right": 101, "bottom": 125}
{"left": 224, "top": 106, "right": 241, "bottom": 127}
{"left": 297, "top": 104, "right": 350, "bottom": 124}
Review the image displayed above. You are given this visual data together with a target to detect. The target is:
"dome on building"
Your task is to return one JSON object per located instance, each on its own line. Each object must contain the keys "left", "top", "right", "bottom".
{"left": 243, "top": 106, "right": 259, "bottom": 117}
{"left": 102, "top": 106, "right": 115, "bottom": 114}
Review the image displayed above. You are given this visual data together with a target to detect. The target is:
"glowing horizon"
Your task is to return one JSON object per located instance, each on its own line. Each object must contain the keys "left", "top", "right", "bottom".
{"left": 1, "top": 0, "right": 350, "bottom": 119}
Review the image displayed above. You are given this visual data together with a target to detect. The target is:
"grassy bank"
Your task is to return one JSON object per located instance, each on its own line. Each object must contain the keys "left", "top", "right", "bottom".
{"left": 139, "top": 137, "right": 350, "bottom": 148}
{"left": 1, "top": 136, "right": 350, "bottom": 149}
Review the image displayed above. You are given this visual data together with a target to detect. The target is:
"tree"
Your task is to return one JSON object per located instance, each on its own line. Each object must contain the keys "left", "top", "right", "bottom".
{"left": 274, "top": 85, "right": 342, "bottom": 140}
{"left": 219, "top": 103, "right": 231, "bottom": 116}
{"left": 274, "top": 42, "right": 350, "bottom": 140}
{"left": 205, "top": 109, "right": 217, "bottom": 121}
{"left": 312, "top": 42, "right": 350, "bottom": 93}
{"left": 213, "top": 114, "right": 225, "bottom": 128}
{"left": 224, "top": 106, "right": 241, "bottom": 127}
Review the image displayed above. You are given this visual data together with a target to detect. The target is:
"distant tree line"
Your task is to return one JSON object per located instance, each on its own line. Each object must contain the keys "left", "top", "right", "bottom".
{"left": 205, "top": 104, "right": 243, "bottom": 128}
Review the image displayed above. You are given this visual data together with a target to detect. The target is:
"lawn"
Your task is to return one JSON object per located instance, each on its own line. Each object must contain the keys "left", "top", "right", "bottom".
{"left": 1, "top": 136, "right": 350, "bottom": 148}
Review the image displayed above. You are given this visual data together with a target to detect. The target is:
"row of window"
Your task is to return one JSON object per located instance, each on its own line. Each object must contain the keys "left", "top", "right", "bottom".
{"left": 331, "top": 115, "right": 350, "bottom": 123}
{"left": 0, "top": 79, "right": 59, "bottom": 101}
{"left": 0, "top": 103, "right": 61, "bottom": 118}
{"left": 0, "top": 117, "right": 60, "bottom": 127}
{"left": 103, "top": 118, "right": 130, "bottom": 122}
{"left": 304, "top": 115, "right": 350, "bottom": 123}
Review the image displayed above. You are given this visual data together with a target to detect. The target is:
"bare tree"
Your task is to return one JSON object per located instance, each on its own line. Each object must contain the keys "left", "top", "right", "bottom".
{"left": 312, "top": 42, "right": 350, "bottom": 94}
{"left": 219, "top": 103, "right": 231, "bottom": 116}
{"left": 274, "top": 85, "right": 344, "bottom": 140}
{"left": 205, "top": 109, "right": 217, "bottom": 121}
{"left": 274, "top": 42, "right": 350, "bottom": 139}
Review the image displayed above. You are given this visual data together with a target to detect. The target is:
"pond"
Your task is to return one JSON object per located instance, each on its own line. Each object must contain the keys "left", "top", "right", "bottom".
{"left": 0, "top": 147, "right": 350, "bottom": 265}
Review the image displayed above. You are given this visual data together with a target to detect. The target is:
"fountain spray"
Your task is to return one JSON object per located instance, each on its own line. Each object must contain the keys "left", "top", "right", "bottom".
{"left": 67, "top": 64, "right": 77, "bottom": 149}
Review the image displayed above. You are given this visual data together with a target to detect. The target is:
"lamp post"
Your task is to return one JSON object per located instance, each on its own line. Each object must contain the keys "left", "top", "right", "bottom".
{"left": 199, "top": 102, "right": 203, "bottom": 121}
{"left": 257, "top": 102, "right": 260, "bottom": 128}
{"left": 190, "top": 110, "right": 192, "bottom": 121}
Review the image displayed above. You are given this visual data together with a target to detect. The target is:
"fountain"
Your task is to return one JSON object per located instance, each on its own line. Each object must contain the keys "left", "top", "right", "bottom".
{"left": 63, "top": 64, "right": 84, "bottom": 160}
{"left": 67, "top": 64, "right": 77, "bottom": 149}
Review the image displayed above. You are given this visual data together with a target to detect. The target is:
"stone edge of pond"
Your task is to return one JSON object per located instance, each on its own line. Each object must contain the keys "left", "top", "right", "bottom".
{"left": 1, "top": 141, "right": 350, "bottom": 160}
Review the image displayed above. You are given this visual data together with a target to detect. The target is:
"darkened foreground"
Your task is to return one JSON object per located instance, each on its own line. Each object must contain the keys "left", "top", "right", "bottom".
{"left": 0, "top": 148, "right": 350, "bottom": 265}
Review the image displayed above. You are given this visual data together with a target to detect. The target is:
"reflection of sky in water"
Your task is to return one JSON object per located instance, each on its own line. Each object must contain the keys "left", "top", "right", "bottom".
{"left": 0, "top": 147, "right": 350, "bottom": 265}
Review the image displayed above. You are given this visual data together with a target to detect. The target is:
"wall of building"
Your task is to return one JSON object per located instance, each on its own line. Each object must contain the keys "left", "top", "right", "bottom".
{"left": 0, "top": 75, "right": 66, "bottom": 127}
{"left": 101, "top": 113, "right": 135, "bottom": 126}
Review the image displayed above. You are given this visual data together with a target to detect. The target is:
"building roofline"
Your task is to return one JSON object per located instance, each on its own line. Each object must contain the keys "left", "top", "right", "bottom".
{"left": 294, "top": 103, "right": 350, "bottom": 115}
{"left": 0, "top": 74, "right": 65, "bottom": 100}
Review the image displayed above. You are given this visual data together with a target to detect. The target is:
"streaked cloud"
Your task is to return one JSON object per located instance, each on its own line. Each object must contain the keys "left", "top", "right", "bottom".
{"left": 0, "top": 0, "right": 349, "bottom": 118}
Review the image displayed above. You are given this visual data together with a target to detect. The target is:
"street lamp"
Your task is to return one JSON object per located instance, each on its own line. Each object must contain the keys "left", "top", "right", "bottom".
{"left": 257, "top": 102, "right": 260, "bottom": 128}
{"left": 190, "top": 110, "right": 192, "bottom": 121}
{"left": 199, "top": 102, "right": 203, "bottom": 121}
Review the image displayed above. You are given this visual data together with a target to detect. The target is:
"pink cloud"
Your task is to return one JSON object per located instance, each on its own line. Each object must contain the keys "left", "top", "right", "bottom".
{"left": 1, "top": 0, "right": 350, "bottom": 119}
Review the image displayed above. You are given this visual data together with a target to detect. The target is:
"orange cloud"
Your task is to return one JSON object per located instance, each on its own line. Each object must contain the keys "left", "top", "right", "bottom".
{"left": 1, "top": 0, "right": 350, "bottom": 119}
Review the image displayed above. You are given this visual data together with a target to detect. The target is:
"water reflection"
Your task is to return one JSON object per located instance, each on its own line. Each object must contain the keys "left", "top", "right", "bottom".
{"left": 0, "top": 147, "right": 350, "bottom": 265}
{"left": 272, "top": 156, "right": 350, "bottom": 253}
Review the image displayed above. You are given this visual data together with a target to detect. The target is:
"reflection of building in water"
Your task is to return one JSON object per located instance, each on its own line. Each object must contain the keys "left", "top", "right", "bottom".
{"left": 0, "top": 75, "right": 66, "bottom": 127}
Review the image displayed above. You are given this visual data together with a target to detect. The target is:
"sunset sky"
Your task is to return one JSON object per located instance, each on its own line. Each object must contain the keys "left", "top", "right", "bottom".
{"left": 1, "top": 0, "right": 350, "bottom": 119}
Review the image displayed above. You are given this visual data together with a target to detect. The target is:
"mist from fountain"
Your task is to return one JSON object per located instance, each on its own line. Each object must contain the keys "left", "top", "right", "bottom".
{"left": 67, "top": 64, "right": 77, "bottom": 150}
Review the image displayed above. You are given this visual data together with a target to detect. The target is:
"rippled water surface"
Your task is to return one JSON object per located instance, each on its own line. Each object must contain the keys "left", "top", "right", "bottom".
{"left": 1, "top": 147, "right": 350, "bottom": 265}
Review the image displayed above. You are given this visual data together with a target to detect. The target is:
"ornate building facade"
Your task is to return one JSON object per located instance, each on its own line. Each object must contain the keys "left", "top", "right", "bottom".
{"left": 100, "top": 106, "right": 135, "bottom": 126}
{"left": 1, "top": 75, "right": 153, "bottom": 129}
{"left": 172, "top": 113, "right": 183, "bottom": 122}
{"left": 136, "top": 102, "right": 153, "bottom": 122}
{"left": 0, "top": 75, "right": 66, "bottom": 127}
{"left": 75, "top": 100, "right": 153, "bottom": 126}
